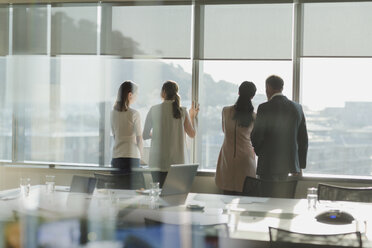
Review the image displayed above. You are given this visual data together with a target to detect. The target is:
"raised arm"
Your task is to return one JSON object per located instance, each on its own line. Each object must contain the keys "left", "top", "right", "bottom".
{"left": 184, "top": 101, "right": 199, "bottom": 138}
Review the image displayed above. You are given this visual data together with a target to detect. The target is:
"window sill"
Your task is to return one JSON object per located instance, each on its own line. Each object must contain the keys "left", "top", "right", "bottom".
{"left": 2, "top": 162, "right": 372, "bottom": 184}
{"left": 0, "top": 162, "right": 118, "bottom": 172}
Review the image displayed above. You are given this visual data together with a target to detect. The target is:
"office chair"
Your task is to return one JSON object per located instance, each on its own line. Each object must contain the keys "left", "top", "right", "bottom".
{"left": 94, "top": 172, "right": 145, "bottom": 190}
{"left": 318, "top": 183, "right": 372, "bottom": 203}
{"left": 242, "top": 176, "right": 298, "bottom": 198}
{"left": 269, "top": 227, "right": 362, "bottom": 248}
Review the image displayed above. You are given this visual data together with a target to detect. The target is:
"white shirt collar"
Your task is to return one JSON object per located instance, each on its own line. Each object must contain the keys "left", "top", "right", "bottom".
{"left": 269, "top": 92, "right": 284, "bottom": 101}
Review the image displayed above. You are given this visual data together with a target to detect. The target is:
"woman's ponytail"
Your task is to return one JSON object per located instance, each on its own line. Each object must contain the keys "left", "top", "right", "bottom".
{"left": 162, "top": 80, "right": 182, "bottom": 119}
{"left": 172, "top": 93, "right": 182, "bottom": 119}
{"left": 233, "top": 81, "right": 256, "bottom": 127}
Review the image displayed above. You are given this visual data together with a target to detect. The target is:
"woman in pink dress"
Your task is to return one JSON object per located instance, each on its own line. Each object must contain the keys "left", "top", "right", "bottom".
{"left": 215, "top": 81, "right": 257, "bottom": 195}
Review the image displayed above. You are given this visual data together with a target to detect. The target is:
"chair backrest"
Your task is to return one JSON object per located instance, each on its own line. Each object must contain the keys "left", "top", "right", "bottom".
{"left": 269, "top": 227, "right": 362, "bottom": 248}
{"left": 242, "top": 176, "right": 262, "bottom": 197}
{"left": 242, "top": 177, "right": 297, "bottom": 198}
{"left": 318, "top": 183, "right": 372, "bottom": 203}
{"left": 94, "top": 172, "right": 145, "bottom": 190}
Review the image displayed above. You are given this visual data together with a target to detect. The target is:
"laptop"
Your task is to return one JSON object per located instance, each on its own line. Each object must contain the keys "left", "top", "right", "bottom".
{"left": 69, "top": 176, "right": 97, "bottom": 194}
{"left": 160, "top": 163, "right": 199, "bottom": 196}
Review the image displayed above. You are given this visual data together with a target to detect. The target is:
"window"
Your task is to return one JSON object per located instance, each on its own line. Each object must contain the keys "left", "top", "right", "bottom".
{"left": 203, "top": 4, "right": 293, "bottom": 59}
{"left": 302, "top": 2, "right": 372, "bottom": 56}
{"left": 1, "top": 1, "right": 372, "bottom": 177}
{"left": 198, "top": 3, "right": 293, "bottom": 170}
{"left": 301, "top": 2, "right": 372, "bottom": 176}
{"left": 101, "top": 5, "right": 191, "bottom": 58}
{"left": 12, "top": 5, "right": 48, "bottom": 55}
{"left": 0, "top": 7, "right": 8, "bottom": 56}
{"left": 0, "top": 57, "right": 11, "bottom": 161}
{"left": 51, "top": 5, "right": 98, "bottom": 55}
{"left": 301, "top": 58, "right": 372, "bottom": 176}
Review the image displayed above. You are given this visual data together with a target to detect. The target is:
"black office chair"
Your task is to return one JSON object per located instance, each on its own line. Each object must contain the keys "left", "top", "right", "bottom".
{"left": 242, "top": 176, "right": 298, "bottom": 198}
{"left": 269, "top": 227, "right": 362, "bottom": 248}
{"left": 318, "top": 183, "right": 372, "bottom": 203}
{"left": 94, "top": 172, "right": 145, "bottom": 190}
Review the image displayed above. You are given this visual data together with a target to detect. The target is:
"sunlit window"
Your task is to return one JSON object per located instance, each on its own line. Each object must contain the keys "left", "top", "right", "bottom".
{"left": 301, "top": 58, "right": 372, "bottom": 176}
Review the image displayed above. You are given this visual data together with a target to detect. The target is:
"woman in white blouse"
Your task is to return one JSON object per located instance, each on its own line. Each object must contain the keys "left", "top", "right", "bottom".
{"left": 111, "top": 81, "right": 143, "bottom": 173}
{"left": 143, "top": 80, "right": 199, "bottom": 186}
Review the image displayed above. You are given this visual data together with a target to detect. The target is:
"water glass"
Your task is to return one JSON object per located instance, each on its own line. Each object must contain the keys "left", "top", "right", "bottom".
{"left": 45, "top": 175, "right": 55, "bottom": 194}
{"left": 20, "top": 178, "right": 31, "bottom": 197}
{"left": 307, "top": 187, "right": 318, "bottom": 210}
{"left": 149, "top": 182, "right": 160, "bottom": 201}
{"left": 104, "top": 182, "right": 116, "bottom": 202}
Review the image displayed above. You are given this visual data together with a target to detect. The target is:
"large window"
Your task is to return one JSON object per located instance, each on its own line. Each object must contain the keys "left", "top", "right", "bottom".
{"left": 101, "top": 5, "right": 191, "bottom": 58}
{"left": 300, "top": 2, "right": 372, "bottom": 176}
{"left": 1, "top": 1, "right": 372, "bottom": 177}
{"left": 0, "top": 57, "right": 11, "bottom": 161}
{"left": 301, "top": 58, "right": 372, "bottom": 176}
{"left": 198, "top": 3, "right": 293, "bottom": 170}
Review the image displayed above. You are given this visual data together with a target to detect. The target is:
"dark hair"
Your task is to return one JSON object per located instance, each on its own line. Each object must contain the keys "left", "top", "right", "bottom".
{"left": 233, "top": 81, "right": 256, "bottom": 127}
{"left": 266, "top": 75, "right": 284, "bottom": 91}
{"left": 114, "top": 81, "right": 138, "bottom": 112}
{"left": 162, "top": 80, "right": 182, "bottom": 119}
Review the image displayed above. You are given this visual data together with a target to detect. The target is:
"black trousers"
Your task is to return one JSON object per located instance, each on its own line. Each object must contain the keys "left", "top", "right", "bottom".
{"left": 111, "top": 157, "right": 140, "bottom": 174}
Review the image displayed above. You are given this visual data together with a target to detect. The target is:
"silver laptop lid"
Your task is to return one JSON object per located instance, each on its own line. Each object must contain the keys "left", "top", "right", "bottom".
{"left": 161, "top": 164, "right": 199, "bottom": 196}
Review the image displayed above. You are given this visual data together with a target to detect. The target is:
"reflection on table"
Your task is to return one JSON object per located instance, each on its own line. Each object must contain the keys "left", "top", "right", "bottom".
{"left": 0, "top": 185, "right": 371, "bottom": 248}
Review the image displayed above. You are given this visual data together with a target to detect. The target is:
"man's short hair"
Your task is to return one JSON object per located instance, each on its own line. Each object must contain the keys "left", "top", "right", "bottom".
{"left": 266, "top": 75, "right": 284, "bottom": 91}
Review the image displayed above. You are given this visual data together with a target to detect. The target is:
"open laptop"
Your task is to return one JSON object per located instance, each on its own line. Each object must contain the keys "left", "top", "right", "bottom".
{"left": 69, "top": 176, "right": 97, "bottom": 194}
{"left": 160, "top": 163, "right": 199, "bottom": 196}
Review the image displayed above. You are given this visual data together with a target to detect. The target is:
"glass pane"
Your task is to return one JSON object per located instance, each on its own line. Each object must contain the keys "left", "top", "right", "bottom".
{"left": 10, "top": 56, "right": 50, "bottom": 162}
{"left": 101, "top": 5, "right": 191, "bottom": 58}
{"left": 51, "top": 5, "right": 98, "bottom": 55}
{"left": 11, "top": 56, "right": 101, "bottom": 165}
{"left": 0, "top": 7, "right": 9, "bottom": 56}
{"left": 301, "top": 58, "right": 372, "bottom": 176}
{"left": 0, "top": 58, "right": 11, "bottom": 161}
{"left": 198, "top": 60, "right": 293, "bottom": 170}
{"left": 302, "top": 2, "right": 372, "bottom": 56}
{"left": 105, "top": 59, "right": 192, "bottom": 164}
{"left": 203, "top": 4, "right": 293, "bottom": 59}
{"left": 13, "top": 5, "right": 47, "bottom": 55}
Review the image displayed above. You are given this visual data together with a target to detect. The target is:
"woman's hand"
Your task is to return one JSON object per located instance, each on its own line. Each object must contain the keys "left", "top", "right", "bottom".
{"left": 189, "top": 101, "right": 200, "bottom": 119}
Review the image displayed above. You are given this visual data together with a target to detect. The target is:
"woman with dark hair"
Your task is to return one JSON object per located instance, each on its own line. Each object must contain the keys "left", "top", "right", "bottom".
{"left": 143, "top": 80, "right": 199, "bottom": 186}
{"left": 215, "top": 81, "right": 257, "bottom": 195}
{"left": 111, "top": 81, "right": 143, "bottom": 173}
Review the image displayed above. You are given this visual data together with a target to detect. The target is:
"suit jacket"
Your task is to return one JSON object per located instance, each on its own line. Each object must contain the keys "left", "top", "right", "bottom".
{"left": 251, "top": 95, "right": 308, "bottom": 176}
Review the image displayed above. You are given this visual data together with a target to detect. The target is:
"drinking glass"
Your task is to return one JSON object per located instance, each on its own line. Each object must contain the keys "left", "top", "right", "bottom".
{"left": 45, "top": 175, "right": 55, "bottom": 194}
{"left": 20, "top": 178, "right": 31, "bottom": 197}
{"left": 150, "top": 182, "right": 160, "bottom": 201}
{"left": 104, "top": 182, "right": 116, "bottom": 203}
{"left": 307, "top": 187, "right": 318, "bottom": 210}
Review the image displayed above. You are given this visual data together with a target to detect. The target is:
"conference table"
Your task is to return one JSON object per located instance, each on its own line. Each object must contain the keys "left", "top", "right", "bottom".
{"left": 0, "top": 185, "right": 371, "bottom": 248}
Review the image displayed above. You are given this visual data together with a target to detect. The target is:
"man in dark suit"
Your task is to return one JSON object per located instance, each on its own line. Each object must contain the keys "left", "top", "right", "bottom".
{"left": 251, "top": 75, "right": 308, "bottom": 181}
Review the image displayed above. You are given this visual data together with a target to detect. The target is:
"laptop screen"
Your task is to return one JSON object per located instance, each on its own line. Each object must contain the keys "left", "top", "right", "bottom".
{"left": 161, "top": 164, "right": 199, "bottom": 196}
